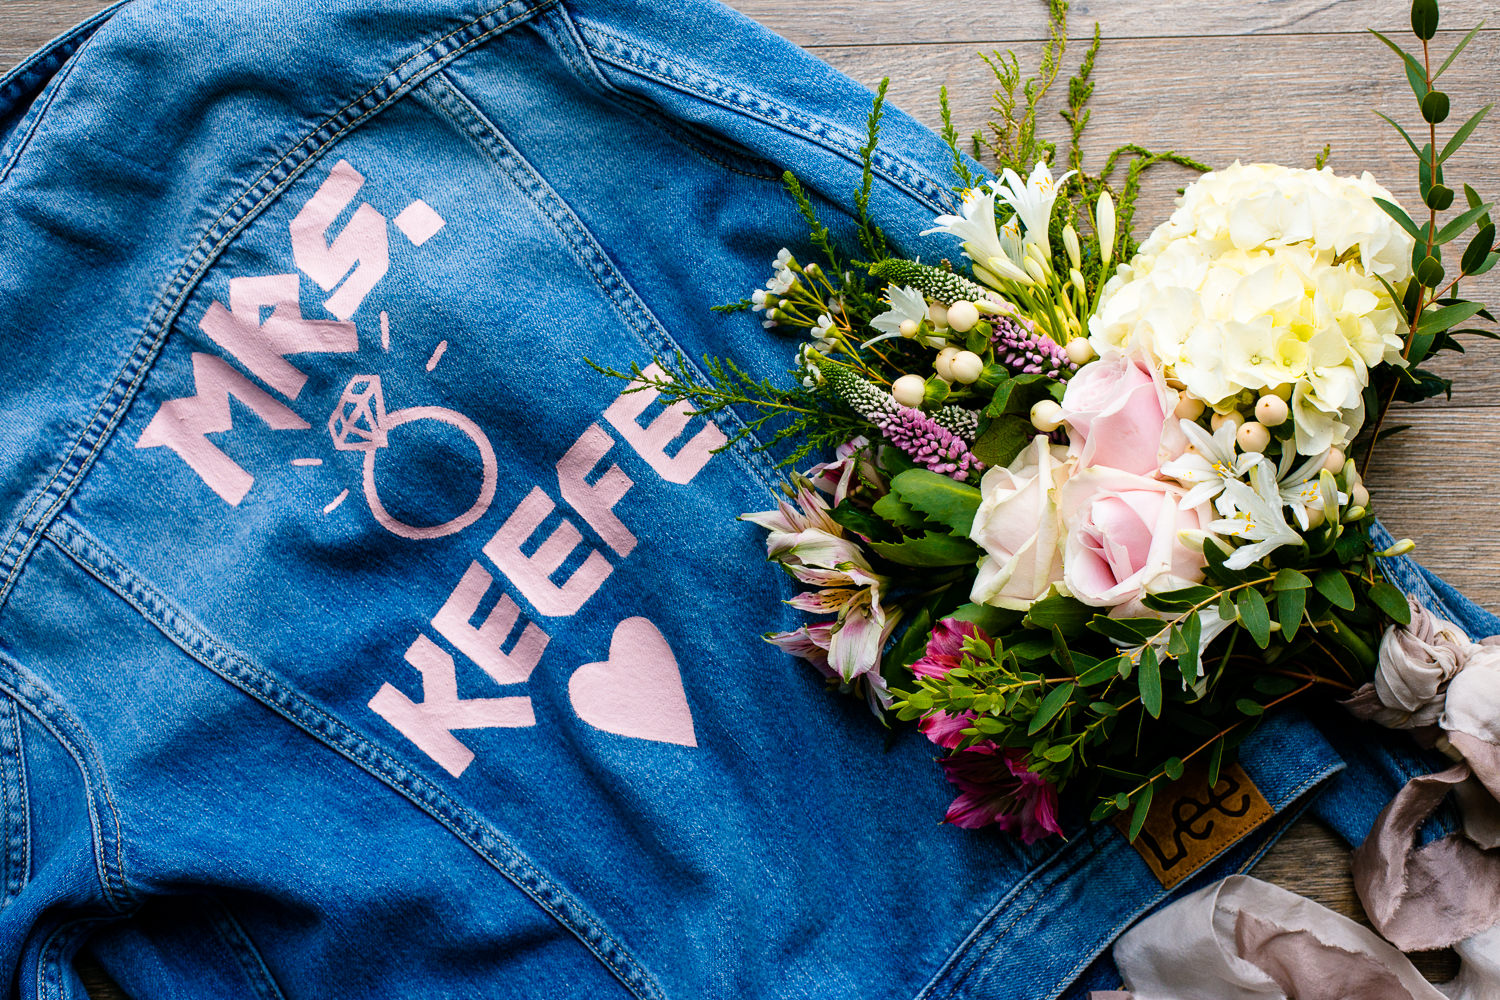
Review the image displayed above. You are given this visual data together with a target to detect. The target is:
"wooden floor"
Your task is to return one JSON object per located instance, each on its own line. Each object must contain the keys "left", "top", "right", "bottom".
{"left": 4, "top": 0, "right": 1493, "bottom": 991}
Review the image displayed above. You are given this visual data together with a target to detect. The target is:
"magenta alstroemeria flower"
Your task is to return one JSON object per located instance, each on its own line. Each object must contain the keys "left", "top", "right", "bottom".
{"left": 939, "top": 744, "right": 1063, "bottom": 843}
{"left": 918, "top": 710, "right": 975, "bottom": 750}
{"left": 911, "top": 618, "right": 991, "bottom": 679}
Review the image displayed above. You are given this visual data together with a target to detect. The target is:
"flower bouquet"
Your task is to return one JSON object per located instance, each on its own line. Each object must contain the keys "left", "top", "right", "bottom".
{"left": 597, "top": 0, "right": 1497, "bottom": 844}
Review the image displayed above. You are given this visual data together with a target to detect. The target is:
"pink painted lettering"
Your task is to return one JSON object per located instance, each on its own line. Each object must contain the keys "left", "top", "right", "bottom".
{"left": 198, "top": 274, "right": 357, "bottom": 398}
{"left": 603, "top": 363, "right": 728, "bottom": 485}
{"left": 368, "top": 633, "right": 535, "bottom": 778}
{"left": 483, "top": 487, "right": 612, "bottom": 618}
{"left": 431, "top": 562, "right": 549, "bottom": 686}
{"left": 290, "top": 159, "right": 390, "bottom": 321}
{"left": 556, "top": 424, "right": 636, "bottom": 558}
{"left": 136, "top": 352, "right": 311, "bottom": 504}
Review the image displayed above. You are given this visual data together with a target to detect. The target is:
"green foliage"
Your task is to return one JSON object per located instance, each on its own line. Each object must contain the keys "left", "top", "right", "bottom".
{"left": 888, "top": 470, "right": 983, "bottom": 537}
{"left": 585, "top": 353, "right": 866, "bottom": 468}
{"left": 1360, "top": 1, "right": 1498, "bottom": 476}
{"left": 977, "top": 0, "right": 1068, "bottom": 172}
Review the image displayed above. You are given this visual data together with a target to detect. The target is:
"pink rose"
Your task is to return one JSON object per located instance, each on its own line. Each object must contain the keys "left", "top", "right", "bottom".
{"left": 1059, "top": 353, "right": 1176, "bottom": 476}
{"left": 1058, "top": 467, "right": 1207, "bottom": 612}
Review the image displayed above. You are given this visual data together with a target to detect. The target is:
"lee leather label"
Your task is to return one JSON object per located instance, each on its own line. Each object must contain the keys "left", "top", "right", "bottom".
{"left": 1114, "top": 762, "right": 1274, "bottom": 889}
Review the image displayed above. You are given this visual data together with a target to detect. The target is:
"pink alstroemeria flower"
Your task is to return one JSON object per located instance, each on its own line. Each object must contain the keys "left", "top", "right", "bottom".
{"left": 940, "top": 744, "right": 1064, "bottom": 843}
{"left": 765, "top": 622, "right": 836, "bottom": 680}
{"left": 752, "top": 478, "right": 897, "bottom": 714}
{"left": 807, "top": 437, "right": 885, "bottom": 507}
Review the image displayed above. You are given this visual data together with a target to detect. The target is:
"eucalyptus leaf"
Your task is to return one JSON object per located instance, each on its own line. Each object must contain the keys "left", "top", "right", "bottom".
{"left": 1369, "top": 580, "right": 1413, "bottom": 623}
{"left": 1139, "top": 646, "right": 1163, "bottom": 719}
{"left": 1417, "top": 300, "right": 1487, "bottom": 334}
{"left": 1237, "top": 588, "right": 1272, "bottom": 649}
{"left": 1441, "top": 104, "right": 1494, "bottom": 162}
{"left": 1464, "top": 225, "right": 1497, "bottom": 274}
{"left": 1435, "top": 21, "right": 1486, "bottom": 79}
{"left": 1411, "top": 0, "right": 1439, "bottom": 40}
{"left": 1128, "top": 784, "right": 1155, "bottom": 842}
{"left": 1436, "top": 203, "right": 1495, "bottom": 245}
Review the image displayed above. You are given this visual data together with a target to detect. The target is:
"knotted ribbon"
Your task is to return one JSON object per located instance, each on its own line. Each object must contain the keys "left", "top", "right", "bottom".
{"left": 1091, "top": 599, "right": 1500, "bottom": 999}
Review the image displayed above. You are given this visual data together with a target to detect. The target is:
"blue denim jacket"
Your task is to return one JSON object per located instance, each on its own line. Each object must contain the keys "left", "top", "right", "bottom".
{"left": 0, "top": 1, "right": 1493, "bottom": 997}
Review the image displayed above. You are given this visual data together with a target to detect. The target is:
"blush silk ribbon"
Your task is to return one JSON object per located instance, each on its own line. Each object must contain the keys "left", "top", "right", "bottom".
{"left": 1088, "top": 758, "right": 1500, "bottom": 998}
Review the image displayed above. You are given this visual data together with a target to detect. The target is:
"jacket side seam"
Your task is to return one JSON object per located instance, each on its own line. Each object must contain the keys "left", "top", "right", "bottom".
{"left": 205, "top": 898, "right": 289, "bottom": 1000}
{"left": 416, "top": 69, "right": 783, "bottom": 493}
{"left": 0, "top": 697, "right": 29, "bottom": 904}
{"left": 573, "top": 22, "right": 955, "bottom": 215}
{"left": 34, "top": 917, "right": 106, "bottom": 1000}
{"left": 0, "top": 0, "right": 558, "bottom": 621}
{"left": 0, "top": 28, "right": 96, "bottom": 188}
{"left": 0, "top": 657, "right": 133, "bottom": 914}
{"left": 43, "top": 517, "right": 666, "bottom": 1000}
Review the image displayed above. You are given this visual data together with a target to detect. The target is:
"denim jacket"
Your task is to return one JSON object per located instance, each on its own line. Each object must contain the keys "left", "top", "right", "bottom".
{"left": 0, "top": 1, "right": 1492, "bottom": 997}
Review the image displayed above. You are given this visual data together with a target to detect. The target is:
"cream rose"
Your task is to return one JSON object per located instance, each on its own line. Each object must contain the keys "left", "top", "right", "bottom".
{"left": 1057, "top": 467, "right": 1208, "bottom": 613}
{"left": 969, "top": 436, "right": 1071, "bottom": 610}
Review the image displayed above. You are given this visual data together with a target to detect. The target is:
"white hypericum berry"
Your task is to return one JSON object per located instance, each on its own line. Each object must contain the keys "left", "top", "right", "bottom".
{"left": 1030, "top": 399, "right": 1065, "bottom": 432}
{"left": 891, "top": 374, "right": 927, "bottom": 408}
{"left": 899, "top": 318, "right": 920, "bottom": 337}
{"left": 1065, "top": 338, "right": 1095, "bottom": 365}
{"left": 1352, "top": 482, "right": 1371, "bottom": 508}
{"left": 1322, "top": 447, "right": 1346, "bottom": 474}
{"left": 928, "top": 302, "right": 949, "bottom": 328}
{"left": 934, "top": 347, "right": 961, "bottom": 381}
{"left": 950, "top": 351, "right": 985, "bottom": 384}
{"left": 1236, "top": 420, "right": 1271, "bottom": 454}
{"left": 947, "top": 300, "right": 980, "bottom": 333}
{"left": 1175, "top": 394, "right": 1206, "bottom": 420}
{"left": 1254, "top": 394, "right": 1290, "bottom": 427}
{"left": 1210, "top": 409, "right": 1244, "bottom": 432}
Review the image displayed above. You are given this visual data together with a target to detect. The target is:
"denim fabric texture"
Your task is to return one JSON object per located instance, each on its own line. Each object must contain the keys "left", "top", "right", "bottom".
{"left": 0, "top": 2, "right": 1484, "bottom": 997}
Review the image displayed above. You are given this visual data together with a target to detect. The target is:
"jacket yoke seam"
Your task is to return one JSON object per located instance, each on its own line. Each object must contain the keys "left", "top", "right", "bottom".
{"left": 0, "top": 0, "right": 559, "bottom": 623}
{"left": 417, "top": 68, "right": 783, "bottom": 493}
{"left": 574, "top": 23, "right": 956, "bottom": 216}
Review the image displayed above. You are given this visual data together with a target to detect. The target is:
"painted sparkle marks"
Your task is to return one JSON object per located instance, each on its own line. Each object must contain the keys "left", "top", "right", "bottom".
{"left": 425, "top": 340, "right": 448, "bottom": 372}
{"left": 291, "top": 458, "right": 323, "bottom": 467}
{"left": 380, "top": 310, "right": 391, "bottom": 352}
{"left": 323, "top": 489, "right": 349, "bottom": 514}
{"left": 394, "top": 200, "right": 446, "bottom": 246}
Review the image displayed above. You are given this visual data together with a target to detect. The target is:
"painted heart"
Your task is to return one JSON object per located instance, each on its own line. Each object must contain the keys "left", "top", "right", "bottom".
{"left": 568, "top": 617, "right": 697, "bottom": 747}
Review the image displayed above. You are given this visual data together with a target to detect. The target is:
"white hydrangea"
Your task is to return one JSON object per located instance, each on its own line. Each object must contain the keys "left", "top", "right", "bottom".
{"left": 1089, "top": 163, "right": 1415, "bottom": 455}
